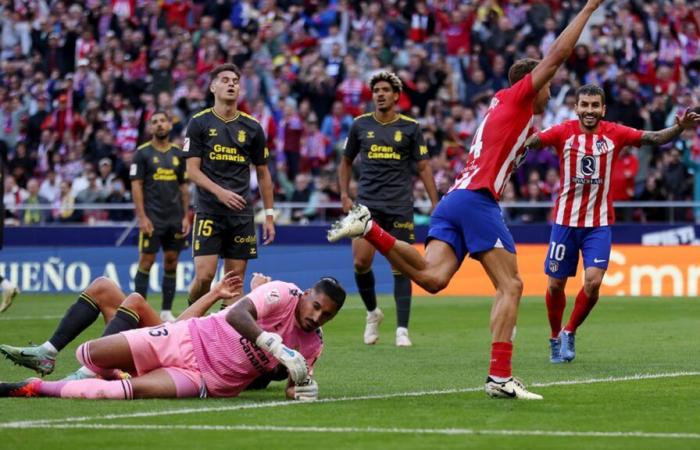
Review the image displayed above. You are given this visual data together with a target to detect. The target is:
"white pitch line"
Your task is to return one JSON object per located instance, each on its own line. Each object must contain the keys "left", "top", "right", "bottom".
{"left": 1, "top": 371, "right": 698, "bottom": 429}
{"left": 1, "top": 423, "right": 699, "bottom": 440}
{"left": 0, "top": 315, "right": 63, "bottom": 321}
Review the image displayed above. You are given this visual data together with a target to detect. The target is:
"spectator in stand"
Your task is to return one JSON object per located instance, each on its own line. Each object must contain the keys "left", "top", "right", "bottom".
{"left": 53, "top": 180, "right": 78, "bottom": 223}
{"left": 611, "top": 146, "right": 640, "bottom": 222}
{"left": 3, "top": 175, "right": 27, "bottom": 224}
{"left": 278, "top": 103, "right": 305, "bottom": 182}
{"left": 321, "top": 101, "right": 353, "bottom": 157}
{"left": 21, "top": 178, "right": 50, "bottom": 225}
{"left": 39, "top": 170, "right": 62, "bottom": 205}
{"left": 105, "top": 179, "right": 132, "bottom": 222}
{"left": 97, "top": 158, "right": 117, "bottom": 197}
{"left": 300, "top": 116, "right": 330, "bottom": 175}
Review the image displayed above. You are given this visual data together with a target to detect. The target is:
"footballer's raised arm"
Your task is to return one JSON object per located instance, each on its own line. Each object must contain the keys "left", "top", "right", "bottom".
{"left": 530, "top": 0, "right": 603, "bottom": 92}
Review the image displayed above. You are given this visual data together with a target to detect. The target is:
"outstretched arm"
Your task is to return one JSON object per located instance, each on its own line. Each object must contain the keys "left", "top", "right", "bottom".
{"left": 177, "top": 271, "right": 242, "bottom": 320}
{"left": 524, "top": 134, "right": 544, "bottom": 151}
{"left": 640, "top": 110, "right": 700, "bottom": 146}
{"left": 530, "top": 0, "right": 604, "bottom": 92}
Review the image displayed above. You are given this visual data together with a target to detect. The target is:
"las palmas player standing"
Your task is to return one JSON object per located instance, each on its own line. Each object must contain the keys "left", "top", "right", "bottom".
{"left": 184, "top": 64, "right": 276, "bottom": 308}
{"left": 524, "top": 84, "right": 700, "bottom": 363}
{"left": 328, "top": 0, "right": 607, "bottom": 399}
{"left": 338, "top": 71, "right": 439, "bottom": 347}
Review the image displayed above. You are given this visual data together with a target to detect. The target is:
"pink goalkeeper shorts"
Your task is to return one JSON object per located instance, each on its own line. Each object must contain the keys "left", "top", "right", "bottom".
{"left": 121, "top": 321, "right": 204, "bottom": 398}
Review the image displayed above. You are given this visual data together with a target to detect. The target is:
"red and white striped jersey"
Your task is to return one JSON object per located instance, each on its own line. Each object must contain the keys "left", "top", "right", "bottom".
{"left": 449, "top": 74, "right": 536, "bottom": 200}
{"left": 538, "top": 120, "right": 643, "bottom": 227}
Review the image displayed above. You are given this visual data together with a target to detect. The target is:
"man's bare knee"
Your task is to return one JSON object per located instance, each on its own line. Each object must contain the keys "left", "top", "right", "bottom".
{"left": 418, "top": 273, "right": 450, "bottom": 294}
{"left": 85, "top": 277, "right": 119, "bottom": 299}
{"left": 501, "top": 277, "right": 524, "bottom": 300}
{"left": 121, "top": 293, "right": 147, "bottom": 310}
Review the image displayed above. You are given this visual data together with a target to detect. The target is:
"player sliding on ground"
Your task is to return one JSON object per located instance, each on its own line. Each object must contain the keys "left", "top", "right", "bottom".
{"left": 1, "top": 275, "right": 345, "bottom": 401}
{"left": 328, "top": 0, "right": 606, "bottom": 400}
{"left": 524, "top": 84, "right": 700, "bottom": 363}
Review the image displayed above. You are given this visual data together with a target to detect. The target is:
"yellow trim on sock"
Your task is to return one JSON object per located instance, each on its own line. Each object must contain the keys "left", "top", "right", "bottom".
{"left": 78, "top": 293, "right": 99, "bottom": 310}
{"left": 117, "top": 306, "right": 140, "bottom": 323}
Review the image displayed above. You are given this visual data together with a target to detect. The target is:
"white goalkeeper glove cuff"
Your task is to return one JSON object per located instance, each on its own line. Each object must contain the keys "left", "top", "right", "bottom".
{"left": 294, "top": 377, "right": 318, "bottom": 402}
{"left": 256, "top": 331, "right": 309, "bottom": 383}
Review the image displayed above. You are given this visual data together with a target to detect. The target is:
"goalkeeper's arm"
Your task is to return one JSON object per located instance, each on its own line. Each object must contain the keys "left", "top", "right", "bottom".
{"left": 226, "top": 298, "right": 309, "bottom": 383}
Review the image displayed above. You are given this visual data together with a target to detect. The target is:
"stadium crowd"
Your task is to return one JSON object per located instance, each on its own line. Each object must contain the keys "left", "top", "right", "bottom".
{"left": 1, "top": 0, "right": 699, "bottom": 225}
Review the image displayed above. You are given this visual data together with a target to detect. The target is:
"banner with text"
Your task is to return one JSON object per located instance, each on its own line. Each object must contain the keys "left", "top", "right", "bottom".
{"left": 2, "top": 245, "right": 700, "bottom": 297}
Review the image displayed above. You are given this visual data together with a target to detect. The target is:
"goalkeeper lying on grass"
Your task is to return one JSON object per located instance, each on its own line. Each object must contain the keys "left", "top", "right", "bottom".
{"left": 0, "top": 272, "right": 345, "bottom": 401}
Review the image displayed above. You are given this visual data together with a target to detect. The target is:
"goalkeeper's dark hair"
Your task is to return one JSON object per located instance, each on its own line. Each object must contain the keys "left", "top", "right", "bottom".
{"left": 370, "top": 71, "right": 402, "bottom": 93}
{"left": 210, "top": 63, "right": 241, "bottom": 83}
{"left": 575, "top": 84, "right": 606, "bottom": 105}
{"left": 313, "top": 277, "right": 346, "bottom": 309}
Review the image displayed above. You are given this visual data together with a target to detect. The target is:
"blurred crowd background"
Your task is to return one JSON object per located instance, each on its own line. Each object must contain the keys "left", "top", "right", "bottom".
{"left": 1, "top": 0, "right": 699, "bottom": 226}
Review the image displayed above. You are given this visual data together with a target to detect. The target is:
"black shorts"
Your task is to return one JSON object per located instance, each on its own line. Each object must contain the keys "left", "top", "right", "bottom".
{"left": 368, "top": 205, "right": 415, "bottom": 243}
{"left": 139, "top": 225, "right": 186, "bottom": 254}
{"left": 191, "top": 213, "right": 257, "bottom": 260}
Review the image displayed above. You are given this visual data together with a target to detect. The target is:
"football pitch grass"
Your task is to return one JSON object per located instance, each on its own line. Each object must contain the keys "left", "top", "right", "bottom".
{"left": 0, "top": 293, "right": 698, "bottom": 450}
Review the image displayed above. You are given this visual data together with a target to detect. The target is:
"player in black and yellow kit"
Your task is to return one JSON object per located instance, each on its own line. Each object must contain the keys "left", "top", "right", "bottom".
{"left": 130, "top": 111, "right": 190, "bottom": 322}
{"left": 338, "top": 71, "right": 439, "bottom": 347}
{"left": 183, "top": 63, "right": 275, "bottom": 306}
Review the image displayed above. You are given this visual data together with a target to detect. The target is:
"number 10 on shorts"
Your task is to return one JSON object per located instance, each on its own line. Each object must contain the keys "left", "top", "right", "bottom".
{"left": 549, "top": 241, "right": 566, "bottom": 261}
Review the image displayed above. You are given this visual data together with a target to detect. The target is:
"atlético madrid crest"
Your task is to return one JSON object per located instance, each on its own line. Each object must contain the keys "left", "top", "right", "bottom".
{"left": 549, "top": 261, "right": 559, "bottom": 273}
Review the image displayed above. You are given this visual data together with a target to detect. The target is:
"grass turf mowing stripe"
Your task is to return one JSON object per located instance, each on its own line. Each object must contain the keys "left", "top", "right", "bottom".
{"left": 1, "top": 423, "right": 698, "bottom": 440}
{"left": 2, "top": 371, "right": 698, "bottom": 428}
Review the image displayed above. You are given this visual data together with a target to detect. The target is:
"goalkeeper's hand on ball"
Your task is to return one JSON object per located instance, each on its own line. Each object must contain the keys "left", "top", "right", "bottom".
{"left": 256, "top": 331, "right": 309, "bottom": 383}
{"left": 294, "top": 377, "right": 318, "bottom": 402}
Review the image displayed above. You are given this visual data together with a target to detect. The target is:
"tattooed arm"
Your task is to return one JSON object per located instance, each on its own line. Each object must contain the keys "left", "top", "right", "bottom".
{"left": 640, "top": 110, "right": 700, "bottom": 146}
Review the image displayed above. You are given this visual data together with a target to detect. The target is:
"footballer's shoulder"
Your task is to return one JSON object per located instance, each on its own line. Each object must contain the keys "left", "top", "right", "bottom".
{"left": 191, "top": 108, "right": 213, "bottom": 120}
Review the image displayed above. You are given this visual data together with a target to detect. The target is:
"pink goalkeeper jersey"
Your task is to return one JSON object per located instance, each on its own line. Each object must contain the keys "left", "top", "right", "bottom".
{"left": 450, "top": 73, "right": 537, "bottom": 200}
{"left": 187, "top": 281, "right": 324, "bottom": 397}
{"left": 538, "top": 120, "right": 643, "bottom": 227}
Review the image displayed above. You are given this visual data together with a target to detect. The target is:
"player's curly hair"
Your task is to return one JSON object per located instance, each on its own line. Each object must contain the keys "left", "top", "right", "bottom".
{"left": 508, "top": 58, "right": 540, "bottom": 85}
{"left": 313, "top": 277, "right": 346, "bottom": 308}
{"left": 370, "top": 71, "right": 403, "bottom": 93}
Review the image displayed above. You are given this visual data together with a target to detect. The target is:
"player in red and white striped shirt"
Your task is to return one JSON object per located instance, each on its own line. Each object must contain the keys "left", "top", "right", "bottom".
{"left": 525, "top": 84, "right": 700, "bottom": 363}
{"left": 329, "top": 0, "right": 608, "bottom": 400}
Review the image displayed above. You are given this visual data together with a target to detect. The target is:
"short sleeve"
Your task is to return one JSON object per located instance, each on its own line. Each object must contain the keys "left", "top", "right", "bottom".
{"left": 343, "top": 121, "right": 361, "bottom": 160}
{"left": 183, "top": 117, "right": 204, "bottom": 158}
{"left": 614, "top": 124, "right": 643, "bottom": 148}
{"left": 538, "top": 123, "right": 566, "bottom": 150}
{"left": 175, "top": 150, "right": 187, "bottom": 184}
{"left": 250, "top": 122, "right": 269, "bottom": 166}
{"left": 411, "top": 123, "right": 430, "bottom": 161}
{"left": 129, "top": 150, "right": 145, "bottom": 181}
{"left": 248, "top": 281, "right": 296, "bottom": 321}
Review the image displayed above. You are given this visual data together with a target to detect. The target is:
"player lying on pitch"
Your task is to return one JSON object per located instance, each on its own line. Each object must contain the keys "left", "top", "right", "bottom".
{"left": 0, "top": 272, "right": 266, "bottom": 378}
{"left": 0, "top": 274, "right": 345, "bottom": 400}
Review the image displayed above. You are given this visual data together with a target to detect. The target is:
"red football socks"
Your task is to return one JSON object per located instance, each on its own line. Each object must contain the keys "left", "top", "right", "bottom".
{"left": 489, "top": 341, "right": 513, "bottom": 379}
{"left": 363, "top": 221, "right": 396, "bottom": 255}
{"left": 545, "top": 289, "right": 567, "bottom": 338}
{"left": 564, "top": 288, "right": 598, "bottom": 333}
